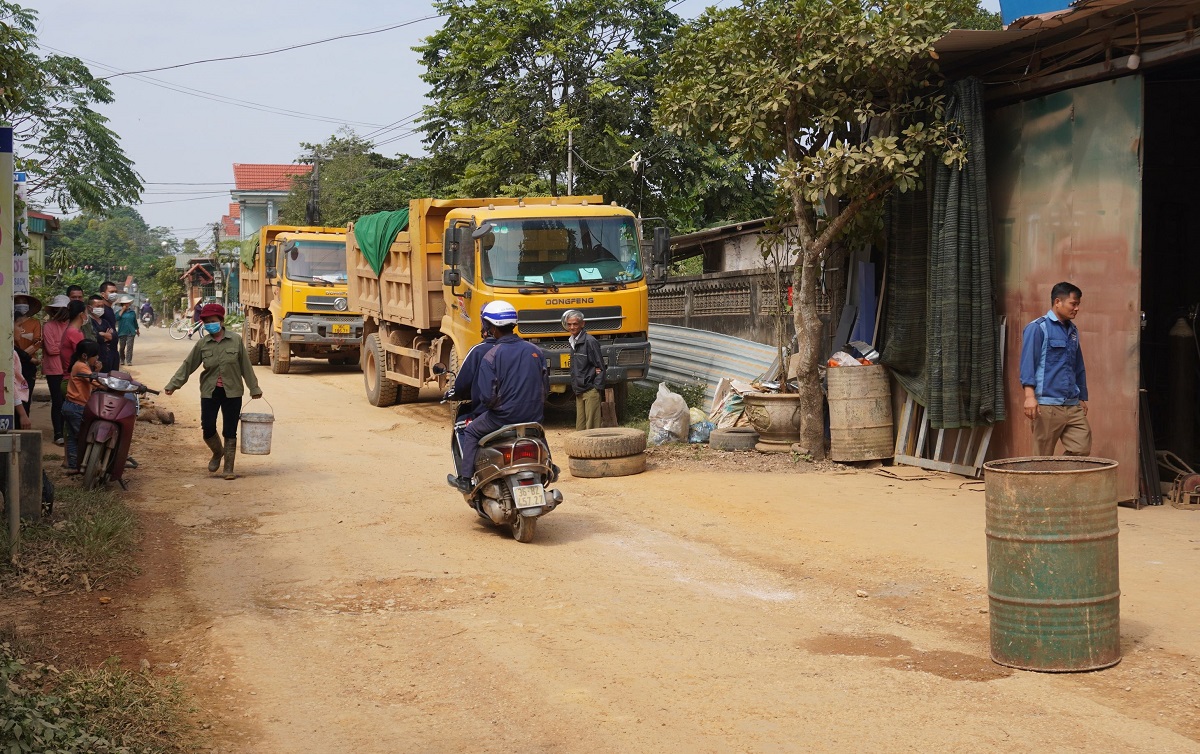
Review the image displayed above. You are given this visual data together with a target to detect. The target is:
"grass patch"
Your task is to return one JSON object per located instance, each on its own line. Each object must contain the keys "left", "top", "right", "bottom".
{"left": 0, "top": 631, "right": 197, "bottom": 753}
{"left": 1, "top": 484, "right": 138, "bottom": 594}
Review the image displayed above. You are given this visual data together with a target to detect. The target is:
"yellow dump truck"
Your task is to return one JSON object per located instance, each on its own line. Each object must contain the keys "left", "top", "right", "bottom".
{"left": 239, "top": 225, "right": 364, "bottom": 374}
{"left": 346, "top": 197, "right": 667, "bottom": 414}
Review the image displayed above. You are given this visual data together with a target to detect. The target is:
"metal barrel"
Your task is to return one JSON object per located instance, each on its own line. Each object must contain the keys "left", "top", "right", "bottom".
{"left": 827, "top": 364, "right": 893, "bottom": 462}
{"left": 983, "top": 457, "right": 1120, "bottom": 672}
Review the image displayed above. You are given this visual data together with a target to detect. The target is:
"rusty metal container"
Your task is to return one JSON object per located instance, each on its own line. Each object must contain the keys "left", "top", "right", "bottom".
{"left": 827, "top": 364, "right": 893, "bottom": 462}
{"left": 983, "top": 457, "right": 1121, "bottom": 672}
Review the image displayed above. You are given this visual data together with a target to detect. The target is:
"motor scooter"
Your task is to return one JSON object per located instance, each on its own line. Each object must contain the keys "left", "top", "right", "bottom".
{"left": 79, "top": 371, "right": 159, "bottom": 491}
{"left": 434, "top": 363, "right": 563, "bottom": 543}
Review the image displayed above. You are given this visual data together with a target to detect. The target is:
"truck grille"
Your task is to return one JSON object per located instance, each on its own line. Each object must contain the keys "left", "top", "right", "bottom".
{"left": 517, "top": 306, "right": 623, "bottom": 334}
{"left": 306, "top": 295, "right": 350, "bottom": 312}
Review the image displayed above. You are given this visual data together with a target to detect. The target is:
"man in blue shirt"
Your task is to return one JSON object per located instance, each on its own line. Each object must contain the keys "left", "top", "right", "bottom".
{"left": 450, "top": 301, "right": 548, "bottom": 492}
{"left": 1019, "top": 281, "right": 1090, "bottom": 456}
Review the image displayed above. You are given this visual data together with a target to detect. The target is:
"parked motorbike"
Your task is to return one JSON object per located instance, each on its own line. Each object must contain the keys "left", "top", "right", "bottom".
{"left": 79, "top": 371, "right": 159, "bottom": 491}
{"left": 434, "top": 363, "right": 563, "bottom": 543}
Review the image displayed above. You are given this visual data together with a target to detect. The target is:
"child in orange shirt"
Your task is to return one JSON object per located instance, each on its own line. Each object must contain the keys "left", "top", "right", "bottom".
{"left": 63, "top": 340, "right": 101, "bottom": 472}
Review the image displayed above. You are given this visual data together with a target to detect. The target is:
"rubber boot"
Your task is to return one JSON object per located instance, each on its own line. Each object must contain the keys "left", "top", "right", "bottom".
{"left": 204, "top": 434, "right": 223, "bottom": 473}
{"left": 223, "top": 440, "right": 237, "bottom": 480}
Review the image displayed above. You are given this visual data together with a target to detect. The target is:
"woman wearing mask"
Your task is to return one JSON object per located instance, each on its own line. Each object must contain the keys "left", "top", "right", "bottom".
{"left": 63, "top": 340, "right": 102, "bottom": 474}
{"left": 42, "top": 294, "right": 72, "bottom": 444}
{"left": 115, "top": 295, "right": 140, "bottom": 365}
{"left": 164, "top": 303, "right": 263, "bottom": 480}
{"left": 13, "top": 293, "right": 42, "bottom": 418}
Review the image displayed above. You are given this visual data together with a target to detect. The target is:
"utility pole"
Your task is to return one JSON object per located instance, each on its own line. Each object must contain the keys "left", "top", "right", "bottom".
{"left": 306, "top": 149, "right": 321, "bottom": 226}
{"left": 567, "top": 130, "right": 574, "bottom": 196}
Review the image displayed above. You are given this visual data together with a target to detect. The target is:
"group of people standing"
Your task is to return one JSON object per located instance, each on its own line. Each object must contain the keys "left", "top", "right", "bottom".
{"left": 14, "top": 282, "right": 142, "bottom": 473}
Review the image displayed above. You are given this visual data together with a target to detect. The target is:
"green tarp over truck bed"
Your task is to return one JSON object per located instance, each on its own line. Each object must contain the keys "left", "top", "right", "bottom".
{"left": 353, "top": 209, "right": 410, "bottom": 277}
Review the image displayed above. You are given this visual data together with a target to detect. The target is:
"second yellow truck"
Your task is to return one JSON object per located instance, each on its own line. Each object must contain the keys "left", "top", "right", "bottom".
{"left": 346, "top": 196, "right": 667, "bottom": 416}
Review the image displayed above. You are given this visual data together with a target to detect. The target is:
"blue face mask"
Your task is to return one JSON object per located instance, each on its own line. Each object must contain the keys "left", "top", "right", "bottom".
{"left": 204, "top": 322, "right": 222, "bottom": 335}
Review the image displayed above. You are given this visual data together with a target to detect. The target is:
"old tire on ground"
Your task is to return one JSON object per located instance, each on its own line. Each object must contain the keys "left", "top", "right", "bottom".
{"left": 568, "top": 453, "right": 646, "bottom": 478}
{"left": 269, "top": 332, "right": 290, "bottom": 375}
{"left": 364, "top": 333, "right": 398, "bottom": 407}
{"left": 563, "top": 428, "right": 647, "bottom": 459}
{"left": 709, "top": 427, "right": 760, "bottom": 452}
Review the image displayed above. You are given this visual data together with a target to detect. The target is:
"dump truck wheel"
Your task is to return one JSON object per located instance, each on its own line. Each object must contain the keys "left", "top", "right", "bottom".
{"left": 397, "top": 383, "right": 420, "bottom": 404}
{"left": 364, "top": 333, "right": 398, "bottom": 407}
{"left": 269, "top": 333, "right": 290, "bottom": 375}
{"left": 563, "top": 428, "right": 647, "bottom": 459}
{"left": 568, "top": 454, "right": 646, "bottom": 478}
{"left": 709, "top": 427, "right": 759, "bottom": 451}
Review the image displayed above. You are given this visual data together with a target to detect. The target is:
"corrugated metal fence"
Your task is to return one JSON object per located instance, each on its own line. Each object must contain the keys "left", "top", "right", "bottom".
{"left": 647, "top": 324, "right": 776, "bottom": 407}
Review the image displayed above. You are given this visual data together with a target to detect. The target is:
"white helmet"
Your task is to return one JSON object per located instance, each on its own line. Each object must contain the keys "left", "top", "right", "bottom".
{"left": 481, "top": 300, "right": 518, "bottom": 327}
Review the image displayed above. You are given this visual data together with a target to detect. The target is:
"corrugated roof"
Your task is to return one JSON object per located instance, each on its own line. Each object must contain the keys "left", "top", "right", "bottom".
{"left": 232, "top": 163, "right": 311, "bottom": 191}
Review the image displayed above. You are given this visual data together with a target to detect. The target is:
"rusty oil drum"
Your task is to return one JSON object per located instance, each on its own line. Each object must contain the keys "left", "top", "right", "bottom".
{"left": 983, "top": 457, "right": 1121, "bottom": 672}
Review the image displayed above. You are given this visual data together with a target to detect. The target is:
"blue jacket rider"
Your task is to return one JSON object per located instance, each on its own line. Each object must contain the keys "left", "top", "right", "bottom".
{"left": 451, "top": 301, "right": 548, "bottom": 491}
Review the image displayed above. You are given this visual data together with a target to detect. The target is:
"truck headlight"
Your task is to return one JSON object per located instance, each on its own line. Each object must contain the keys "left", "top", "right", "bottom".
{"left": 286, "top": 321, "right": 312, "bottom": 333}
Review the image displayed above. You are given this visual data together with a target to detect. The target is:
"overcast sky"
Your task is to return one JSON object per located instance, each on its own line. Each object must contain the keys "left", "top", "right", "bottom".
{"left": 31, "top": 0, "right": 1000, "bottom": 246}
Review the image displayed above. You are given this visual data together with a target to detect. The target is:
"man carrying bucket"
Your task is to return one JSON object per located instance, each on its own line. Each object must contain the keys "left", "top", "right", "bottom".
{"left": 164, "top": 303, "right": 264, "bottom": 479}
{"left": 1019, "top": 282, "right": 1090, "bottom": 456}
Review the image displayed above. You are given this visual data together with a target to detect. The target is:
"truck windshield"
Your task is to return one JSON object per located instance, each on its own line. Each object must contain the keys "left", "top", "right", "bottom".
{"left": 284, "top": 241, "right": 347, "bottom": 284}
{"left": 480, "top": 217, "right": 642, "bottom": 288}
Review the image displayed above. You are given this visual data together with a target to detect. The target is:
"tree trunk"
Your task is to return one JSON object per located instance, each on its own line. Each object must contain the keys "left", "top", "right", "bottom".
{"left": 792, "top": 246, "right": 826, "bottom": 459}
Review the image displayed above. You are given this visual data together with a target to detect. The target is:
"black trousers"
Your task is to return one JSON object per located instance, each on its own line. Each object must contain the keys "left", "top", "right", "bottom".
{"left": 45, "top": 374, "right": 65, "bottom": 439}
{"left": 200, "top": 386, "right": 242, "bottom": 440}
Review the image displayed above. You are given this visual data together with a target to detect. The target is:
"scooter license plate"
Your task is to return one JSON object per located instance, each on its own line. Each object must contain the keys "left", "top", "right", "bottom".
{"left": 513, "top": 484, "right": 545, "bottom": 509}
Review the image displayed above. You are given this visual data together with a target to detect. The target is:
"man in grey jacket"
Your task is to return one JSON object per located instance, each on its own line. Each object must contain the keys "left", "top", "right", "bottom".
{"left": 564, "top": 310, "right": 605, "bottom": 430}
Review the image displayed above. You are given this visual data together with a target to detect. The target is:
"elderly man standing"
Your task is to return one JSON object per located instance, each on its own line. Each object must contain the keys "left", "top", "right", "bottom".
{"left": 564, "top": 309, "right": 605, "bottom": 430}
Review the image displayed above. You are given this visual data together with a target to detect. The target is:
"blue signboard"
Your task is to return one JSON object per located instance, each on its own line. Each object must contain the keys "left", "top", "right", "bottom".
{"left": 1000, "top": 0, "right": 1072, "bottom": 24}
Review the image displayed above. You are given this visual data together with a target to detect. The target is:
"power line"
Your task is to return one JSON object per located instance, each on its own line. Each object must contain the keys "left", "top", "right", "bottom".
{"left": 37, "top": 43, "right": 385, "bottom": 128}
{"left": 133, "top": 193, "right": 232, "bottom": 205}
{"left": 97, "top": 15, "right": 446, "bottom": 80}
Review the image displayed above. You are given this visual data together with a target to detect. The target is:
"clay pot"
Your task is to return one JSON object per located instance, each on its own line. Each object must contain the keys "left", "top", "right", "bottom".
{"left": 742, "top": 392, "right": 803, "bottom": 453}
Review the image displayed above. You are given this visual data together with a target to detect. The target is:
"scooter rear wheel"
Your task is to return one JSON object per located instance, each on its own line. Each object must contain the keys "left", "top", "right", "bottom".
{"left": 511, "top": 512, "right": 537, "bottom": 543}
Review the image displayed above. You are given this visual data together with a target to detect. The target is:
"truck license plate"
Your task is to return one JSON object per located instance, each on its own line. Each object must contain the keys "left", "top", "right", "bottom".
{"left": 559, "top": 353, "right": 571, "bottom": 368}
{"left": 514, "top": 484, "right": 545, "bottom": 509}
{"left": 332, "top": 324, "right": 351, "bottom": 334}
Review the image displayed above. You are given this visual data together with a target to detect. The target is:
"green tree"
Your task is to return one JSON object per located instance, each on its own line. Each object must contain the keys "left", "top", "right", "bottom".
{"left": 46, "top": 207, "right": 175, "bottom": 292}
{"left": 659, "top": 0, "right": 978, "bottom": 458}
{"left": 146, "top": 255, "right": 185, "bottom": 319}
{"left": 278, "top": 131, "right": 433, "bottom": 227}
{"left": 0, "top": 2, "right": 142, "bottom": 212}
{"left": 415, "top": 0, "right": 773, "bottom": 230}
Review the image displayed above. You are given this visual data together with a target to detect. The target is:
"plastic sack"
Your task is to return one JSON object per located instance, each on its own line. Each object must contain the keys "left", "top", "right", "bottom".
{"left": 648, "top": 383, "right": 691, "bottom": 446}
{"left": 689, "top": 420, "right": 715, "bottom": 444}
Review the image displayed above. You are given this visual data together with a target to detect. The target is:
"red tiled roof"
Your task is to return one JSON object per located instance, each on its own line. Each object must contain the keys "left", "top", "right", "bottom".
{"left": 29, "top": 210, "right": 57, "bottom": 221}
{"left": 228, "top": 203, "right": 240, "bottom": 218}
{"left": 232, "top": 163, "right": 311, "bottom": 191}
{"left": 221, "top": 214, "right": 239, "bottom": 238}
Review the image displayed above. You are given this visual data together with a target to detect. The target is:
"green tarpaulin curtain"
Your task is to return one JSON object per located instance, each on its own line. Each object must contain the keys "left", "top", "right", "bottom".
{"left": 239, "top": 238, "right": 258, "bottom": 268}
{"left": 881, "top": 77, "right": 1005, "bottom": 428}
{"left": 353, "top": 209, "right": 410, "bottom": 277}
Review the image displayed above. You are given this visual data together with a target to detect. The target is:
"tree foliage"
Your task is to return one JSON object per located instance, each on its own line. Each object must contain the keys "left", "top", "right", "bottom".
{"left": 659, "top": 0, "right": 978, "bottom": 457}
{"left": 278, "top": 131, "right": 433, "bottom": 227}
{"left": 0, "top": 2, "right": 142, "bottom": 212}
{"left": 45, "top": 207, "right": 175, "bottom": 290}
{"left": 415, "top": 0, "right": 774, "bottom": 231}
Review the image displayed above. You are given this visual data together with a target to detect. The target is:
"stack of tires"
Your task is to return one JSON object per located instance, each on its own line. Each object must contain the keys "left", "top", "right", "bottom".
{"left": 562, "top": 428, "right": 647, "bottom": 478}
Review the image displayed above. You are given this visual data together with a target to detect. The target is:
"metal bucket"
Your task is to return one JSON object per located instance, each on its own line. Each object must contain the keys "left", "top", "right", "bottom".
{"left": 827, "top": 364, "right": 893, "bottom": 462}
{"left": 240, "top": 404, "right": 274, "bottom": 456}
{"left": 983, "top": 456, "right": 1120, "bottom": 672}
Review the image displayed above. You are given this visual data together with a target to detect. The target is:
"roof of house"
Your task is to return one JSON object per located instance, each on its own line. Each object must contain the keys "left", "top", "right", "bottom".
{"left": 232, "top": 163, "right": 311, "bottom": 192}
{"left": 669, "top": 218, "right": 772, "bottom": 263}
{"left": 221, "top": 213, "right": 240, "bottom": 238}
{"left": 936, "top": 0, "right": 1200, "bottom": 103}
{"left": 228, "top": 202, "right": 240, "bottom": 218}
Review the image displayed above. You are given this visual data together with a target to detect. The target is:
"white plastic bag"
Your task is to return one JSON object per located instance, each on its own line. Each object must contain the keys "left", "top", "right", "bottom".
{"left": 648, "top": 383, "right": 690, "bottom": 446}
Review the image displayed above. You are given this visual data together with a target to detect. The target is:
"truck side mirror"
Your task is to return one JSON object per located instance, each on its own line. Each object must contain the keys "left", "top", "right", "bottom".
{"left": 443, "top": 228, "right": 457, "bottom": 266}
{"left": 265, "top": 245, "right": 277, "bottom": 278}
{"left": 443, "top": 269, "right": 461, "bottom": 287}
{"left": 651, "top": 226, "right": 670, "bottom": 281}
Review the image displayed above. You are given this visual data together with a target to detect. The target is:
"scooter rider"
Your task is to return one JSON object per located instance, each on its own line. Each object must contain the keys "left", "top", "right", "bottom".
{"left": 446, "top": 308, "right": 502, "bottom": 419}
{"left": 450, "top": 300, "right": 548, "bottom": 492}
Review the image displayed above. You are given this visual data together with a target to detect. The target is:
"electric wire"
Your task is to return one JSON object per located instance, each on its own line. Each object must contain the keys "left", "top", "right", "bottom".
{"left": 37, "top": 43, "right": 385, "bottom": 128}
{"left": 96, "top": 14, "right": 447, "bottom": 80}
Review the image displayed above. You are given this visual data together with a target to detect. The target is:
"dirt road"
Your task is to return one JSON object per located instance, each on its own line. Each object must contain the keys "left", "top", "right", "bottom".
{"left": 101, "top": 328, "right": 1200, "bottom": 751}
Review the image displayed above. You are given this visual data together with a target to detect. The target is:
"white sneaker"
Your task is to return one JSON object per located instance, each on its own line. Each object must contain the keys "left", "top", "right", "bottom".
{"left": 54, "top": 437, "right": 65, "bottom": 446}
